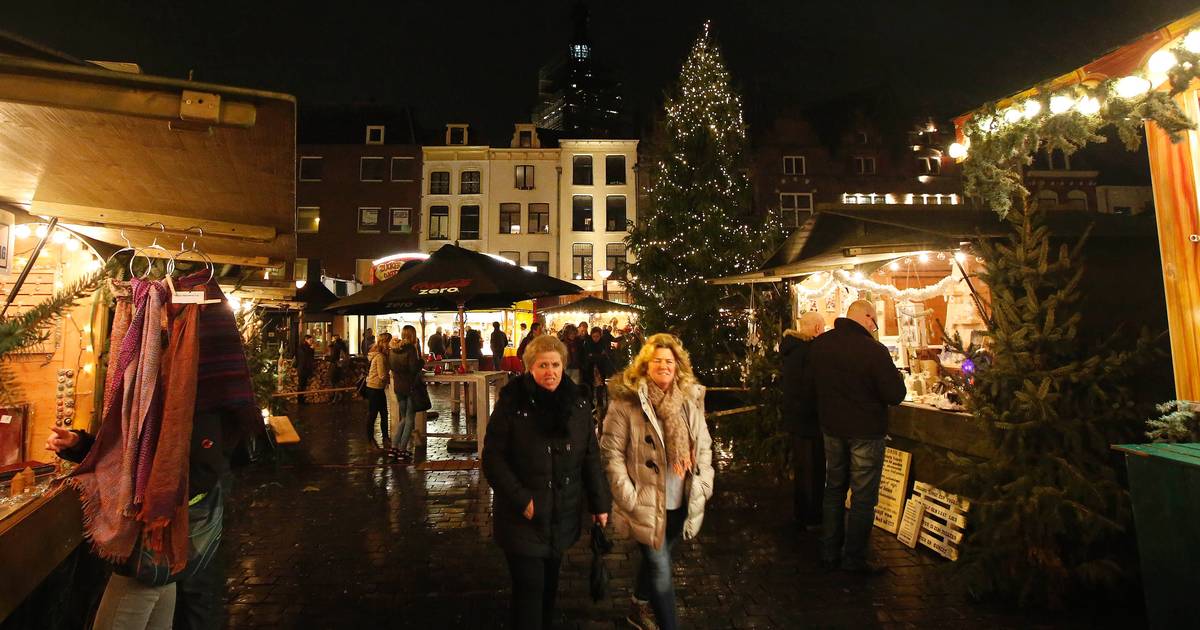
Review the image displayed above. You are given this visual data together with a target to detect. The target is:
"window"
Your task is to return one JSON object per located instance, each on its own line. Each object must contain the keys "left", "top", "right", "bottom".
{"left": 856, "top": 131, "right": 869, "bottom": 144}
{"left": 294, "top": 258, "right": 308, "bottom": 283}
{"left": 460, "top": 170, "right": 481, "bottom": 194}
{"left": 459, "top": 205, "right": 480, "bottom": 240}
{"left": 853, "top": 157, "right": 876, "bottom": 175}
{"left": 429, "top": 171, "right": 450, "bottom": 194}
{"left": 449, "top": 126, "right": 467, "bottom": 145}
{"left": 918, "top": 157, "right": 941, "bottom": 175}
{"left": 529, "top": 251, "right": 550, "bottom": 275}
{"left": 605, "top": 155, "right": 626, "bottom": 185}
{"left": 358, "top": 207, "right": 382, "bottom": 233}
{"left": 515, "top": 165, "right": 535, "bottom": 190}
{"left": 391, "top": 157, "right": 416, "bottom": 181}
{"left": 1065, "top": 190, "right": 1088, "bottom": 211}
{"left": 360, "top": 157, "right": 385, "bottom": 182}
{"left": 1036, "top": 189, "right": 1059, "bottom": 210}
{"left": 297, "top": 207, "right": 320, "bottom": 233}
{"left": 529, "top": 203, "right": 550, "bottom": 234}
{"left": 605, "top": 242, "right": 627, "bottom": 274}
{"left": 499, "top": 251, "right": 520, "bottom": 265}
{"left": 783, "top": 156, "right": 806, "bottom": 175}
{"left": 572, "top": 195, "right": 593, "bottom": 231}
{"left": 499, "top": 203, "right": 522, "bottom": 234}
{"left": 428, "top": 206, "right": 450, "bottom": 240}
{"left": 572, "top": 155, "right": 593, "bottom": 185}
{"left": 366, "top": 125, "right": 385, "bottom": 144}
{"left": 572, "top": 243, "right": 593, "bottom": 280}
{"left": 299, "top": 156, "right": 323, "bottom": 181}
{"left": 605, "top": 196, "right": 627, "bottom": 231}
{"left": 779, "top": 193, "right": 813, "bottom": 228}
{"left": 518, "top": 130, "right": 532, "bottom": 147}
{"left": 388, "top": 208, "right": 411, "bottom": 233}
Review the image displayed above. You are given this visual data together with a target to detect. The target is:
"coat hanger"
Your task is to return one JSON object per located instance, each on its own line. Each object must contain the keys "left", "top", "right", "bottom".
{"left": 167, "top": 227, "right": 220, "bottom": 304}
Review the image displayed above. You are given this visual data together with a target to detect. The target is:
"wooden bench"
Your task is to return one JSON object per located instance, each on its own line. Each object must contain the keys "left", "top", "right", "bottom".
{"left": 267, "top": 415, "right": 300, "bottom": 444}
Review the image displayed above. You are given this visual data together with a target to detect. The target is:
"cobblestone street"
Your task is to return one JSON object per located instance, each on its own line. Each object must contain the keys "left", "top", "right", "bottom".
{"left": 219, "top": 391, "right": 1141, "bottom": 629}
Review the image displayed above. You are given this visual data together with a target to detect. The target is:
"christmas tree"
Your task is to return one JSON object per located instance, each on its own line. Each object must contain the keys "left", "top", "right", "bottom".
{"left": 626, "top": 21, "right": 772, "bottom": 380}
{"left": 947, "top": 199, "right": 1158, "bottom": 607}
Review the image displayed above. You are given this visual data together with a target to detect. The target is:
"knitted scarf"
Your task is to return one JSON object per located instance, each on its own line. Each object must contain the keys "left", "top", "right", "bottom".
{"left": 646, "top": 382, "right": 692, "bottom": 479}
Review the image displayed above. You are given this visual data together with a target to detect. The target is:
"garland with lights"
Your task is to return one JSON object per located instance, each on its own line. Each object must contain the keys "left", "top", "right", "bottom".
{"left": 626, "top": 21, "right": 778, "bottom": 381}
{"left": 953, "top": 32, "right": 1200, "bottom": 216}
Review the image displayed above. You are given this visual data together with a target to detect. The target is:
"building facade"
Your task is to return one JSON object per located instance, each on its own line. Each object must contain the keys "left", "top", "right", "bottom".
{"left": 751, "top": 110, "right": 964, "bottom": 230}
{"left": 532, "top": 3, "right": 626, "bottom": 138}
{"left": 296, "top": 106, "right": 422, "bottom": 283}
{"left": 416, "top": 124, "right": 638, "bottom": 297}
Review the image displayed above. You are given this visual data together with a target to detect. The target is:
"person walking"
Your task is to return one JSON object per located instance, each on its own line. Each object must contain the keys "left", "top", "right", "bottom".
{"left": 389, "top": 325, "right": 424, "bottom": 461}
{"left": 482, "top": 335, "right": 611, "bottom": 630}
{"left": 804, "top": 300, "right": 906, "bottom": 574}
{"left": 328, "top": 334, "right": 349, "bottom": 403}
{"left": 561, "top": 325, "right": 582, "bottom": 385}
{"left": 428, "top": 327, "right": 446, "bottom": 358}
{"left": 361, "top": 328, "right": 375, "bottom": 355}
{"left": 601, "top": 334, "right": 714, "bottom": 630}
{"left": 781, "top": 312, "right": 826, "bottom": 528}
{"left": 364, "top": 337, "right": 391, "bottom": 450}
{"left": 466, "top": 326, "right": 484, "bottom": 361}
{"left": 490, "top": 322, "right": 508, "bottom": 371}
{"left": 296, "top": 335, "right": 315, "bottom": 404}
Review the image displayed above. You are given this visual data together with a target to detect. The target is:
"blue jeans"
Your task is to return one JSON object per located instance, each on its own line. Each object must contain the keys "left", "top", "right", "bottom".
{"left": 821, "top": 435, "right": 885, "bottom": 567}
{"left": 396, "top": 395, "right": 416, "bottom": 451}
{"left": 635, "top": 507, "right": 686, "bottom": 630}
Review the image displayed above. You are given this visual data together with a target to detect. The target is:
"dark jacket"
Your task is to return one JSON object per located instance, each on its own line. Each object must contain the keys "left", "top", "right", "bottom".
{"left": 465, "top": 329, "right": 483, "bottom": 360}
{"left": 803, "top": 318, "right": 906, "bottom": 439}
{"left": 482, "top": 374, "right": 612, "bottom": 558}
{"left": 449, "top": 334, "right": 462, "bottom": 358}
{"left": 490, "top": 329, "right": 508, "bottom": 355}
{"left": 581, "top": 337, "right": 615, "bottom": 385}
{"left": 389, "top": 343, "right": 423, "bottom": 396}
{"left": 428, "top": 333, "right": 446, "bottom": 357}
{"left": 296, "top": 344, "right": 315, "bottom": 375}
{"left": 780, "top": 330, "right": 817, "bottom": 436}
{"left": 515, "top": 331, "right": 535, "bottom": 362}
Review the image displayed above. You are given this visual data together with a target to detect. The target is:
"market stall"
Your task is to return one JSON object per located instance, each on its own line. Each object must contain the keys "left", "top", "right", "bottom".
{"left": 538, "top": 295, "right": 642, "bottom": 334}
{"left": 0, "top": 46, "right": 295, "bottom": 624}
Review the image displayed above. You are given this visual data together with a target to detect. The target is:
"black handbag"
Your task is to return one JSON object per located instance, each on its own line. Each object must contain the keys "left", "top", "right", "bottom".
{"left": 124, "top": 481, "right": 224, "bottom": 587}
{"left": 589, "top": 522, "right": 613, "bottom": 602}
{"left": 411, "top": 378, "right": 432, "bottom": 412}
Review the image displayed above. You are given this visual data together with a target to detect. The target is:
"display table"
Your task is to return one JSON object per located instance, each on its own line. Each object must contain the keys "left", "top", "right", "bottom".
{"left": 0, "top": 484, "right": 82, "bottom": 620}
{"left": 421, "top": 371, "right": 509, "bottom": 457}
{"left": 425, "top": 358, "right": 480, "bottom": 373}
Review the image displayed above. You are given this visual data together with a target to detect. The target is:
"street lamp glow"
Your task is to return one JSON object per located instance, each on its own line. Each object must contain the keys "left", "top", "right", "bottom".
{"left": 295, "top": 280, "right": 306, "bottom": 289}
{"left": 598, "top": 269, "right": 613, "bottom": 280}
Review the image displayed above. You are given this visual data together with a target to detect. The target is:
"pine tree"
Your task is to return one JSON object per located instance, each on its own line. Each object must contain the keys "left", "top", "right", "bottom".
{"left": 626, "top": 22, "right": 770, "bottom": 380}
{"left": 947, "top": 199, "right": 1158, "bottom": 607}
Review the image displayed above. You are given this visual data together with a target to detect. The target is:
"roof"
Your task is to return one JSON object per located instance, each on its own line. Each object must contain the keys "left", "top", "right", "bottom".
{"left": 0, "top": 49, "right": 297, "bottom": 267}
{"left": 712, "top": 205, "right": 1157, "bottom": 283}
{"left": 538, "top": 296, "right": 642, "bottom": 314}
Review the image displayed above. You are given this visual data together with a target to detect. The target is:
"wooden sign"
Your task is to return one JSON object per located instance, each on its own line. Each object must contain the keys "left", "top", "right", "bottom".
{"left": 843, "top": 447, "right": 912, "bottom": 534}
{"left": 896, "top": 497, "right": 925, "bottom": 548}
{"left": 911, "top": 481, "right": 969, "bottom": 561}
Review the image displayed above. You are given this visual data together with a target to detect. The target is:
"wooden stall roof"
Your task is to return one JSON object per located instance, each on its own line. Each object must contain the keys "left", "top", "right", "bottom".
{"left": 709, "top": 205, "right": 1158, "bottom": 284}
{"left": 0, "top": 53, "right": 296, "bottom": 267}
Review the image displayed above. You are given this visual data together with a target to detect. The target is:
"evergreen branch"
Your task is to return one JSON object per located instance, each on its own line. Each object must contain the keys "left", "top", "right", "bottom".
{"left": 0, "top": 270, "right": 105, "bottom": 360}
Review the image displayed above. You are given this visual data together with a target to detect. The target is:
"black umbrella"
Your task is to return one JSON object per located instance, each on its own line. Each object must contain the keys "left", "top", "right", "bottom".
{"left": 325, "top": 244, "right": 582, "bottom": 369}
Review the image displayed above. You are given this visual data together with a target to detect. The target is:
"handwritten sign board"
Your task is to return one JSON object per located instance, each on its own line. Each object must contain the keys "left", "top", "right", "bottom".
{"left": 911, "top": 481, "right": 969, "bottom": 561}
{"left": 896, "top": 497, "right": 925, "bottom": 548}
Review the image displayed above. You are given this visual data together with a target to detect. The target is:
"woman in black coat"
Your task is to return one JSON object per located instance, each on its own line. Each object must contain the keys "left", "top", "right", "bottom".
{"left": 482, "top": 334, "right": 612, "bottom": 630}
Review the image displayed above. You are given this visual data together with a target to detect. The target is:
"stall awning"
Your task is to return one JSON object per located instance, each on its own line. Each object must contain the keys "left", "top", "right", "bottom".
{"left": 709, "top": 205, "right": 1157, "bottom": 284}
{"left": 538, "top": 296, "right": 644, "bottom": 315}
{"left": 0, "top": 52, "right": 296, "bottom": 267}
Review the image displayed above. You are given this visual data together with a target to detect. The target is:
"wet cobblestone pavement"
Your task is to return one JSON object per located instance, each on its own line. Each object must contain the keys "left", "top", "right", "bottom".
{"left": 220, "top": 387, "right": 1142, "bottom": 629}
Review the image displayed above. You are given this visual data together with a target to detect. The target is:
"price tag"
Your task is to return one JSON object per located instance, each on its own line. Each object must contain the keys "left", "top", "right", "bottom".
{"left": 172, "top": 289, "right": 208, "bottom": 304}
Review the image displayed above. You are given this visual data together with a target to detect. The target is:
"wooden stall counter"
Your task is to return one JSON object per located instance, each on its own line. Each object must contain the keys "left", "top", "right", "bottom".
{"left": 887, "top": 402, "right": 992, "bottom": 486}
{"left": 0, "top": 484, "right": 82, "bottom": 620}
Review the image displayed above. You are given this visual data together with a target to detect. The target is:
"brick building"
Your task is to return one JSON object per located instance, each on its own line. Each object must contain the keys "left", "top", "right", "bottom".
{"left": 296, "top": 105, "right": 422, "bottom": 283}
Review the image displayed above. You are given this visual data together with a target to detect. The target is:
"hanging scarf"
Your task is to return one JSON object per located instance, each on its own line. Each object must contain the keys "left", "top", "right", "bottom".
{"left": 130, "top": 280, "right": 168, "bottom": 509}
{"left": 138, "top": 301, "right": 200, "bottom": 571}
{"left": 646, "top": 382, "right": 692, "bottom": 479}
{"left": 69, "top": 278, "right": 156, "bottom": 562}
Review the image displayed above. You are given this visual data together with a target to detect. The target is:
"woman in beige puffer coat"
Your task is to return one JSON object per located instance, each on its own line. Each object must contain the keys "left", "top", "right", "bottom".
{"left": 600, "top": 333, "right": 713, "bottom": 630}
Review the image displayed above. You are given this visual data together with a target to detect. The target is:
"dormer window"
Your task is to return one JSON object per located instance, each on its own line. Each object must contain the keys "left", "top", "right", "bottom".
{"left": 446, "top": 124, "right": 469, "bottom": 145}
{"left": 519, "top": 130, "right": 533, "bottom": 147}
{"left": 366, "top": 125, "right": 385, "bottom": 145}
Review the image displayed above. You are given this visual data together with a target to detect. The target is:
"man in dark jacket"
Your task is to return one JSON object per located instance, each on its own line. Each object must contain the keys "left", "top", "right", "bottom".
{"left": 428, "top": 327, "right": 446, "bottom": 357}
{"left": 490, "top": 322, "right": 508, "bottom": 370}
{"left": 296, "top": 335, "right": 315, "bottom": 404}
{"left": 781, "top": 312, "right": 826, "bottom": 528}
{"left": 804, "top": 300, "right": 906, "bottom": 573}
{"left": 465, "top": 326, "right": 484, "bottom": 360}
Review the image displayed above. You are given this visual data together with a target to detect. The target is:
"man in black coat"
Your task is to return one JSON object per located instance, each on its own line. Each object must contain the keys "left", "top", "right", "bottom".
{"left": 781, "top": 312, "right": 826, "bottom": 528}
{"left": 482, "top": 338, "right": 611, "bottom": 629}
{"left": 490, "top": 322, "right": 508, "bottom": 370}
{"left": 804, "top": 300, "right": 906, "bottom": 573}
{"left": 296, "top": 335, "right": 315, "bottom": 404}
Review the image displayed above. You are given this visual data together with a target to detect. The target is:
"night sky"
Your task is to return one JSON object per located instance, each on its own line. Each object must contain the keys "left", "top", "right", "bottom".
{"left": 3, "top": 0, "right": 1199, "bottom": 138}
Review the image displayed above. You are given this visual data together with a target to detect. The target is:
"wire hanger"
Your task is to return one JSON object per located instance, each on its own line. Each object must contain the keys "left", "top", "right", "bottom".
{"left": 167, "top": 227, "right": 220, "bottom": 304}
